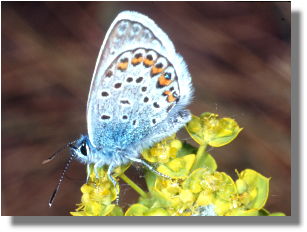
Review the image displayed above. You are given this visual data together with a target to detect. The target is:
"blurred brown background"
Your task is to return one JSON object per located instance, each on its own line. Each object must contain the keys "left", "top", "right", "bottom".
{"left": 1, "top": 2, "right": 290, "bottom": 216}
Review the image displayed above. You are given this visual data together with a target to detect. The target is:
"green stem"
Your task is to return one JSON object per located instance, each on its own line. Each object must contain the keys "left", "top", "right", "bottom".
{"left": 191, "top": 143, "right": 207, "bottom": 171}
{"left": 119, "top": 173, "right": 147, "bottom": 198}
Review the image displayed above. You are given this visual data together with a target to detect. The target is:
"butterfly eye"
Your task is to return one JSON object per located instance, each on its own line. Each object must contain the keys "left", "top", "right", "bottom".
{"left": 80, "top": 142, "right": 88, "bottom": 156}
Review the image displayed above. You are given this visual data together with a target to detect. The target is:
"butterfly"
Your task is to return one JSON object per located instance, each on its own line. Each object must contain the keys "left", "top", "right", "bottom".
{"left": 45, "top": 11, "right": 193, "bottom": 206}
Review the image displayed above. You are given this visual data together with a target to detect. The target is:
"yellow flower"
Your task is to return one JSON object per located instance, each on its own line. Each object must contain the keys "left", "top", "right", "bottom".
{"left": 125, "top": 204, "right": 170, "bottom": 216}
{"left": 183, "top": 168, "right": 237, "bottom": 216}
{"left": 142, "top": 135, "right": 182, "bottom": 163}
{"left": 157, "top": 154, "right": 195, "bottom": 179}
{"left": 70, "top": 112, "right": 284, "bottom": 217}
{"left": 70, "top": 165, "right": 119, "bottom": 216}
{"left": 233, "top": 169, "right": 270, "bottom": 211}
{"left": 186, "top": 113, "right": 242, "bottom": 147}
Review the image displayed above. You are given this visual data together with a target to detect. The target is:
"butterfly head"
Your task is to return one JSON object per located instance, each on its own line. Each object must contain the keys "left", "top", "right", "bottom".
{"left": 70, "top": 135, "right": 93, "bottom": 164}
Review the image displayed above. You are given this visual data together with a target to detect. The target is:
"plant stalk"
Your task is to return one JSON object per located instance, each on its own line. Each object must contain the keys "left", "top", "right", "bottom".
{"left": 191, "top": 143, "right": 207, "bottom": 171}
{"left": 119, "top": 173, "right": 147, "bottom": 198}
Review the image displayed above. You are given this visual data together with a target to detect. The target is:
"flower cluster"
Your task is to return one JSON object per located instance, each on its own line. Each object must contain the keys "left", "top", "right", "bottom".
{"left": 71, "top": 112, "right": 285, "bottom": 216}
{"left": 142, "top": 134, "right": 182, "bottom": 164}
{"left": 70, "top": 165, "right": 129, "bottom": 216}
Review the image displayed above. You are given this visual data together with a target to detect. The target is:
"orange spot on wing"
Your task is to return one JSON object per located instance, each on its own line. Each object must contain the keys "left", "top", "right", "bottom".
{"left": 167, "top": 94, "right": 177, "bottom": 103}
{"left": 151, "top": 66, "right": 164, "bottom": 76}
{"left": 131, "top": 57, "right": 143, "bottom": 65}
{"left": 144, "top": 59, "right": 155, "bottom": 67}
{"left": 163, "top": 90, "right": 171, "bottom": 96}
{"left": 163, "top": 90, "right": 177, "bottom": 102}
{"left": 117, "top": 62, "right": 128, "bottom": 71}
{"left": 159, "top": 75, "right": 172, "bottom": 86}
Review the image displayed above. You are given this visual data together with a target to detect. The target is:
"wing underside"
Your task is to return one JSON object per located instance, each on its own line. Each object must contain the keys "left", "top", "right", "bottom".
{"left": 86, "top": 11, "right": 193, "bottom": 148}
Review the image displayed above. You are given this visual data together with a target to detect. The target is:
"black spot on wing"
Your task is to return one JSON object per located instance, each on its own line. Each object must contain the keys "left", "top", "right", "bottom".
{"left": 153, "top": 102, "right": 160, "bottom": 108}
{"left": 106, "top": 70, "right": 113, "bottom": 77}
{"left": 136, "top": 77, "right": 143, "bottom": 83}
{"left": 146, "top": 54, "right": 153, "bottom": 60}
{"left": 167, "top": 104, "right": 174, "bottom": 113}
{"left": 120, "top": 100, "right": 130, "bottom": 105}
{"left": 127, "top": 77, "right": 133, "bottom": 82}
{"left": 101, "top": 115, "right": 110, "bottom": 120}
{"left": 156, "top": 63, "right": 163, "bottom": 68}
{"left": 120, "top": 57, "right": 128, "bottom": 63}
{"left": 114, "top": 83, "right": 122, "bottom": 88}
{"left": 101, "top": 92, "right": 109, "bottom": 97}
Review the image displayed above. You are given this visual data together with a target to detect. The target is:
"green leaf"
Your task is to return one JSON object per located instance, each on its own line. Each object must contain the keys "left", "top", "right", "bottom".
{"left": 177, "top": 142, "right": 197, "bottom": 158}
{"left": 227, "top": 208, "right": 259, "bottom": 216}
{"left": 258, "top": 208, "right": 270, "bottom": 216}
{"left": 192, "top": 152, "right": 217, "bottom": 173}
{"left": 157, "top": 154, "right": 195, "bottom": 178}
{"left": 98, "top": 204, "right": 115, "bottom": 216}
{"left": 186, "top": 115, "right": 206, "bottom": 145}
{"left": 145, "top": 170, "right": 157, "bottom": 193}
{"left": 144, "top": 208, "right": 169, "bottom": 216}
{"left": 257, "top": 209, "right": 286, "bottom": 216}
{"left": 268, "top": 212, "right": 286, "bottom": 216}
{"left": 125, "top": 204, "right": 149, "bottom": 216}
{"left": 109, "top": 205, "right": 124, "bottom": 216}
{"left": 138, "top": 193, "right": 162, "bottom": 209}
{"left": 236, "top": 169, "right": 270, "bottom": 210}
{"left": 236, "top": 179, "right": 248, "bottom": 194}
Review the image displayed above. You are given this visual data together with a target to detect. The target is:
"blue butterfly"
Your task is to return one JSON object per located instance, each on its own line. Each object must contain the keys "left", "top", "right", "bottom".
{"left": 46, "top": 11, "right": 193, "bottom": 206}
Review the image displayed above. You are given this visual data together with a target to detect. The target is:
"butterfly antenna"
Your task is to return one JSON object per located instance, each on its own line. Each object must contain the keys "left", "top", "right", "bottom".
{"left": 48, "top": 154, "right": 75, "bottom": 207}
{"left": 42, "top": 140, "right": 77, "bottom": 165}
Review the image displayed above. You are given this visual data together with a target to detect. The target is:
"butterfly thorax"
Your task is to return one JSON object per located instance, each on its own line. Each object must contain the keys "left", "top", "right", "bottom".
{"left": 72, "top": 134, "right": 136, "bottom": 167}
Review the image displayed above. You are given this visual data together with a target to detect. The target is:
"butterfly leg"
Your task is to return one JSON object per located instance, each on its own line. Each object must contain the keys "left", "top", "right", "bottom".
{"left": 123, "top": 155, "right": 171, "bottom": 179}
{"left": 86, "top": 164, "right": 91, "bottom": 182}
{"left": 107, "top": 163, "right": 120, "bottom": 205}
{"left": 93, "top": 160, "right": 106, "bottom": 179}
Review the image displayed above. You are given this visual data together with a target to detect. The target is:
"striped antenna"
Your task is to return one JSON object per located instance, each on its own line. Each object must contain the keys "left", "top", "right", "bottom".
{"left": 48, "top": 153, "right": 75, "bottom": 207}
{"left": 42, "top": 140, "right": 78, "bottom": 165}
{"left": 43, "top": 140, "right": 78, "bottom": 207}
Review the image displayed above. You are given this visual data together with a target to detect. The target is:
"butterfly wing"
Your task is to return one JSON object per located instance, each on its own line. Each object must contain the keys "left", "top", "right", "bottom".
{"left": 87, "top": 11, "right": 193, "bottom": 150}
